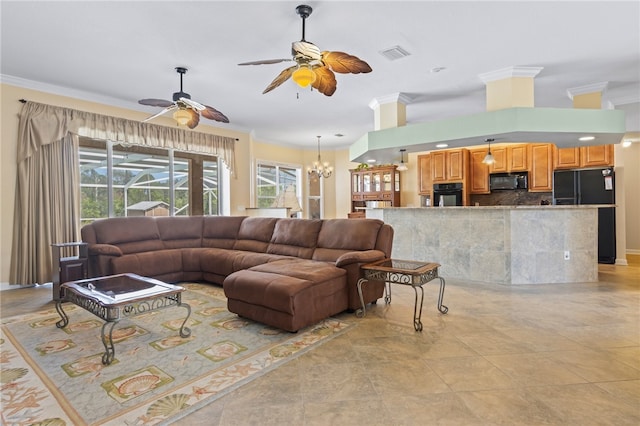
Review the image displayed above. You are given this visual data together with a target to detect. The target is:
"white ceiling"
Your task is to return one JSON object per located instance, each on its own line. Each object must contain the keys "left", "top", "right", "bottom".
{"left": 2, "top": 1, "right": 639, "bottom": 160}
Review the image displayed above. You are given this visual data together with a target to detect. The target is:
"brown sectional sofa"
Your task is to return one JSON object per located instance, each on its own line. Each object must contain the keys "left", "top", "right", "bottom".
{"left": 80, "top": 216, "right": 393, "bottom": 331}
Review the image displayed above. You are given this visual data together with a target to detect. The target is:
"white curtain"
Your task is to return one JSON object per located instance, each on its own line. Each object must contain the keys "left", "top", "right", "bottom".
{"left": 10, "top": 101, "right": 237, "bottom": 285}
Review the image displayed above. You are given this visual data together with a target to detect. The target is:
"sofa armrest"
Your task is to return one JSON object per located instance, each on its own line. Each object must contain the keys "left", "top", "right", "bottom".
{"left": 88, "top": 244, "right": 122, "bottom": 257}
{"left": 335, "top": 250, "right": 385, "bottom": 267}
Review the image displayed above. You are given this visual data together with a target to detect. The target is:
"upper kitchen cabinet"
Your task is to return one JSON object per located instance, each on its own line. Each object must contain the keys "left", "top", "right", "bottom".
{"left": 469, "top": 149, "right": 490, "bottom": 194}
{"left": 418, "top": 154, "right": 432, "bottom": 195}
{"left": 528, "top": 143, "right": 553, "bottom": 192}
{"left": 580, "top": 144, "right": 614, "bottom": 168}
{"left": 489, "top": 144, "right": 528, "bottom": 173}
{"left": 554, "top": 144, "right": 614, "bottom": 169}
{"left": 553, "top": 146, "right": 580, "bottom": 169}
{"left": 431, "top": 149, "right": 468, "bottom": 183}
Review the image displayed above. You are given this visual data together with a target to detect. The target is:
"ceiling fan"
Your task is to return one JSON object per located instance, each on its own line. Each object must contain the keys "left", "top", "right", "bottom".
{"left": 238, "top": 4, "right": 372, "bottom": 97}
{"left": 138, "top": 67, "right": 229, "bottom": 129}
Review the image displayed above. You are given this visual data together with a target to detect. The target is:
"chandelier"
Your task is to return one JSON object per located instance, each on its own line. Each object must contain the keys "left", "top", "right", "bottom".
{"left": 307, "top": 136, "right": 333, "bottom": 178}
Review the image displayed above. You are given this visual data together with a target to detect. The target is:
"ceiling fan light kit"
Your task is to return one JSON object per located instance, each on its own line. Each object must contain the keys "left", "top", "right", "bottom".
{"left": 138, "top": 67, "right": 229, "bottom": 129}
{"left": 292, "top": 64, "right": 317, "bottom": 88}
{"left": 173, "top": 108, "right": 192, "bottom": 126}
{"left": 238, "top": 4, "right": 372, "bottom": 97}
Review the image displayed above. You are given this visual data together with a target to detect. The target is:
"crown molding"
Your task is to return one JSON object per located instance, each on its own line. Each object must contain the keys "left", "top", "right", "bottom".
{"left": 566, "top": 81, "right": 609, "bottom": 100}
{"left": 368, "top": 92, "right": 413, "bottom": 110}
{"left": 478, "top": 66, "right": 544, "bottom": 83}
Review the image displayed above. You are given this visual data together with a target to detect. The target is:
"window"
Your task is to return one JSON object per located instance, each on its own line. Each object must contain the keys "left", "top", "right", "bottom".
{"left": 256, "top": 161, "right": 301, "bottom": 217}
{"left": 79, "top": 139, "right": 221, "bottom": 224}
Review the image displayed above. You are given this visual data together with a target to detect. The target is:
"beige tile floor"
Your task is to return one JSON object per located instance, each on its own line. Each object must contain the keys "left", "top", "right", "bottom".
{"left": 2, "top": 258, "right": 639, "bottom": 425}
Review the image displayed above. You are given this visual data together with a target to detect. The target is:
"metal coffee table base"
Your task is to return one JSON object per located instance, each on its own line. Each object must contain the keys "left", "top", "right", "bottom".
{"left": 56, "top": 288, "right": 191, "bottom": 365}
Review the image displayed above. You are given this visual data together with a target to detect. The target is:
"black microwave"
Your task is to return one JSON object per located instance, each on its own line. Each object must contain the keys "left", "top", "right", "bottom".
{"left": 490, "top": 173, "right": 528, "bottom": 190}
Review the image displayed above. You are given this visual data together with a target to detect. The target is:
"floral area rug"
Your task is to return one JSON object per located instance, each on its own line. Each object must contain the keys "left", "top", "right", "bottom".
{"left": 1, "top": 283, "right": 353, "bottom": 425}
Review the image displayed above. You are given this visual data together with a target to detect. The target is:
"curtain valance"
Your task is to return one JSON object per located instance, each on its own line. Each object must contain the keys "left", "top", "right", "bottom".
{"left": 18, "top": 101, "right": 236, "bottom": 174}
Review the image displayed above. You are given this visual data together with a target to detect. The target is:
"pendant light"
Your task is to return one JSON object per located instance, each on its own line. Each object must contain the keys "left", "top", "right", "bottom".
{"left": 307, "top": 136, "right": 333, "bottom": 178}
{"left": 397, "top": 149, "right": 408, "bottom": 171}
{"left": 482, "top": 138, "right": 495, "bottom": 165}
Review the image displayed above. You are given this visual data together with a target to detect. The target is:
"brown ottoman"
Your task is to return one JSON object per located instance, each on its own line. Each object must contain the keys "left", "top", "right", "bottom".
{"left": 223, "top": 260, "right": 348, "bottom": 332}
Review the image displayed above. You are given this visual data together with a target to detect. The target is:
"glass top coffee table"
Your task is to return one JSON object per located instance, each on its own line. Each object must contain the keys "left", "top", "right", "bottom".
{"left": 357, "top": 259, "right": 448, "bottom": 331}
{"left": 55, "top": 273, "right": 191, "bottom": 365}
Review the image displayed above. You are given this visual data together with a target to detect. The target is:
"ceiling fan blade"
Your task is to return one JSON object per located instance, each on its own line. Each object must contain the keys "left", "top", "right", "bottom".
{"left": 201, "top": 105, "right": 230, "bottom": 123}
{"left": 321, "top": 51, "right": 372, "bottom": 74}
{"left": 238, "top": 59, "right": 292, "bottom": 66}
{"left": 186, "top": 108, "right": 200, "bottom": 129}
{"left": 141, "top": 104, "right": 178, "bottom": 122}
{"left": 138, "top": 98, "right": 174, "bottom": 108}
{"left": 180, "top": 97, "right": 206, "bottom": 111}
{"left": 263, "top": 65, "right": 297, "bottom": 94}
{"left": 311, "top": 67, "right": 337, "bottom": 97}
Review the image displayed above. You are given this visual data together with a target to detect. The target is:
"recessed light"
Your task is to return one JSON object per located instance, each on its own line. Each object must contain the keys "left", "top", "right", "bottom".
{"left": 579, "top": 136, "right": 595, "bottom": 141}
{"left": 367, "top": 159, "right": 377, "bottom": 163}
{"left": 430, "top": 67, "right": 447, "bottom": 73}
{"left": 436, "top": 143, "right": 448, "bottom": 148}
{"left": 334, "top": 133, "right": 344, "bottom": 137}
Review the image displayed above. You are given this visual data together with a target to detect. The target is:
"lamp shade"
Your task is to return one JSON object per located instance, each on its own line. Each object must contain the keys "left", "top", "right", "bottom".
{"left": 173, "top": 108, "right": 191, "bottom": 126}
{"left": 271, "top": 185, "right": 302, "bottom": 214}
{"left": 482, "top": 151, "right": 495, "bottom": 164}
{"left": 292, "top": 64, "right": 316, "bottom": 88}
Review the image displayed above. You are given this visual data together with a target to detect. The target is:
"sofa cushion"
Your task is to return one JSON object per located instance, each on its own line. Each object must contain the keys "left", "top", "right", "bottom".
{"left": 224, "top": 263, "right": 346, "bottom": 315}
{"left": 200, "top": 248, "right": 289, "bottom": 277}
{"left": 202, "top": 216, "right": 246, "bottom": 249}
{"left": 234, "top": 217, "right": 278, "bottom": 252}
{"left": 313, "top": 219, "right": 383, "bottom": 262}
{"left": 267, "top": 218, "right": 322, "bottom": 259}
{"left": 111, "top": 249, "right": 183, "bottom": 277}
{"left": 157, "top": 216, "right": 203, "bottom": 249}
{"left": 92, "top": 217, "right": 161, "bottom": 245}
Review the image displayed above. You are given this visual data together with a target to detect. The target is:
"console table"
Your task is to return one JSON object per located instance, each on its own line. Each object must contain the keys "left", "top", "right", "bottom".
{"left": 56, "top": 273, "right": 191, "bottom": 365}
{"left": 357, "top": 259, "right": 448, "bottom": 331}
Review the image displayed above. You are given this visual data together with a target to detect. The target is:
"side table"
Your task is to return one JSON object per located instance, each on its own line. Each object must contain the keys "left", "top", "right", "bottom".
{"left": 357, "top": 259, "right": 448, "bottom": 331}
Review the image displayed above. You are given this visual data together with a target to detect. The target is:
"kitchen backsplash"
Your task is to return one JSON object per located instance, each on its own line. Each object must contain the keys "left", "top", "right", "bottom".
{"left": 470, "top": 190, "right": 552, "bottom": 206}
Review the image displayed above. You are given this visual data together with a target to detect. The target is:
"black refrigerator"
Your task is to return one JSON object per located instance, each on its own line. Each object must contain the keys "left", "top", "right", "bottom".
{"left": 553, "top": 168, "right": 616, "bottom": 264}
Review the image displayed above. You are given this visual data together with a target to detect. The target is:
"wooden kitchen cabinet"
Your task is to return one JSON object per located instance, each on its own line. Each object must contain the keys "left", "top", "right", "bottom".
{"left": 488, "top": 146, "right": 508, "bottom": 173}
{"left": 350, "top": 165, "right": 400, "bottom": 215}
{"left": 509, "top": 144, "right": 529, "bottom": 171}
{"left": 528, "top": 143, "right": 553, "bottom": 192}
{"left": 554, "top": 146, "right": 580, "bottom": 169}
{"left": 431, "top": 149, "right": 468, "bottom": 182}
{"left": 580, "top": 144, "right": 614, "bottom": 167}
{"left": 489, "top": 144, "right": 528, "bottom": 173}
{"left": 418, "top": 154, "right": 432, "bottom": 195}
{"left": 554, "top": 144, "right": 614, "bottom": 169}
{"left": 469, "top": 149, "right": 490, "bottom": 194}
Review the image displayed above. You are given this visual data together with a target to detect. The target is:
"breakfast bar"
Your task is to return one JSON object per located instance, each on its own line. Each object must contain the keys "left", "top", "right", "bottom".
{"left": 366, "top": 205, "right": 602, "bottom": 285}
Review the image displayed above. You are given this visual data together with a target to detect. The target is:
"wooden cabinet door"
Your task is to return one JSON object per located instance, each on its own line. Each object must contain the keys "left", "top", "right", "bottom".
{"left": 509, "top": 145, "right": 528, "bottom": 171}
{"left": 431, "top": 151, "right": 447, "bottom": 182}
{"left": 580, "top": 145, "right": 613, "bottom": 167}
{"left": 529, "top": 143, "right": 553, "bottom": 192}
{"left": 489, "top": 146, "right": 508, "bottom": 173}
{"left": 554, "top": 146, "right": 580, "bottom": 169}
{"left": 418, "top": 154, "right": 432, "bottom": 194}
{"left": 469, "top": 149, "right": 490, "bottom": 194}
{"left": 447, "top": 150, "right": 465, "bottom": 181}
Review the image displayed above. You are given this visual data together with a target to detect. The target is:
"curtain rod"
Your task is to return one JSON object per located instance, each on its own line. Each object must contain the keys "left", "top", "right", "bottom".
{"left": 18, "top": 99, "right": 238, "bottom": 140}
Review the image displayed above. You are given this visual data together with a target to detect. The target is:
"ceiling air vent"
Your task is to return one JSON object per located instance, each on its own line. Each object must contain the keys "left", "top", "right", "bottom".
{"left": 379, "top": 45, "right": 411, "bottom": 61}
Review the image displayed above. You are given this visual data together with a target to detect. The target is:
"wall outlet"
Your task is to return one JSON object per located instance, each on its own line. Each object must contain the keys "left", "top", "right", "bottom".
{"left": 564, "top": 251, "right": 570, "bottom": 260}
